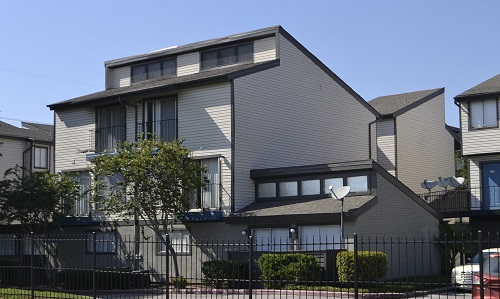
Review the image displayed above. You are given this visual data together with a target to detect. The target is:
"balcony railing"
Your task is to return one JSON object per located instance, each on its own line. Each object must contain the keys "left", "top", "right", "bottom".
{"left": 419, "top": 186, "right": 500, "bottom": 215}
{"left": 136, "top": 119, "right": 177, "bottom": 141}
{"left": 87, "top": 125, "right": 126, "bottom": 153}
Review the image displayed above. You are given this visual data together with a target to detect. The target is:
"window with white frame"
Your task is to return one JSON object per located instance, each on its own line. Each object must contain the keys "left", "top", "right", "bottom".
{"left": 68, "top": 171, "right": 91, "bottom": 216}
{"left": 470, "top": 99, "right": 498, "bottom": 129}
{"left": 87, "top": 231, "right": 116, "bottom": 254}
{"left": 190, "top": 158, "right": 220, "bottom": 209}
{"left": 143, "top": 97, "right": 177, "bottom": 141}
{"left": 157, "top": 231, "right": 191, "bottom": 254}
{"left": 96, "top": 105, "right": 126, "bottom": 152}
{"left": 253, "top": 228, "right": 291, "bottom": 252}
{"left": 299, "top": 225, "right": 340, "bottom": 250}
{"left": 34, "top": 146, "right": 48, "bottom": 169}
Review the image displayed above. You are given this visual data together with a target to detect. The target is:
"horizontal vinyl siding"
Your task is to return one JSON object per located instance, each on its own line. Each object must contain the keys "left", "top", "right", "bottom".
{"left": 177, "top": 52, "right": 199, "bottom": 76}
{"left": 107, "top": 66, "right": 131, "bottom": 89}
{"left": 55, "top": 107, "right": 95, "bottom": 172}
{"left": 376, "top": 120, "right": 396, "bottom": 176}
{"left": 254, "top": 37, "right": 276, "bottom": 63}
{"left": 355, "top": 173, "right": 439, "bottom": 278}
{"left": 178, "top": 83, "right": 232, "bottom": 214}
{"left": 396, "top": 93, "right": 455, "bottom": 194}
{"left": 0, "top": 137, "right": 25, "bottom": 177}
{"left": 461, "top": 102, "right": 500, "bottom": 155}
{"left": 233, "top": 35, "right": 374, "bottom": 210}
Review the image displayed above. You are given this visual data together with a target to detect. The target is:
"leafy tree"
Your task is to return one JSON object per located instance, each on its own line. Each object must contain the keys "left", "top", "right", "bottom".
{"left": 0, "top": 166, "right": 80, "bottom": 236}
{"left": 438, "top": 222, "right": 476, "bottom": 273}
{"left": 89, "top": 137, "right": 207, "bottom": 277}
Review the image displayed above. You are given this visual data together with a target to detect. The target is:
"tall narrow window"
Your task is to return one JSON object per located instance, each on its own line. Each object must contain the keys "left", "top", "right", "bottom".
{"left": 470, "top": 99, "right": 497, "bottom": 129}
{"left": 96, "top": 106, "right": 126, "bottom": 152}
{"left": 68, "top": 171, "right": 91, "bottom": 216}
{"left": 143, "top": 97, "right": 177, "bottom": 141}
{"left": 34, "top": 147, "right": 48, "bottom": 169}
{"left": 190, "top": 158, "right": 220, "bottom": 209}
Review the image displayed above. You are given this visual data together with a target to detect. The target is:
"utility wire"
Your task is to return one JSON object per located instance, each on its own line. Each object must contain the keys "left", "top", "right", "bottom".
{"left": 0, "top": 67, "right": 103, "bottom": 88}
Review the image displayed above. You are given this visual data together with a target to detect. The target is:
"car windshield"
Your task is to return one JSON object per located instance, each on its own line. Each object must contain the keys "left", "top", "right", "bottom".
{"left": 469, "top": 251, "right": 500, "bottom": 264}
{"left": 484, "top": 256, "right": 500, "bottom": 276}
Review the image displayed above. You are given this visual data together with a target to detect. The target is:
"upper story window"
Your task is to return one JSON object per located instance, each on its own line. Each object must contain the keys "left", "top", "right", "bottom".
{"left": 34, "top": 146, "right": 48, "bottom": 169}
{"left": 96, "top": 106, "right": 126, "bottom": 152}
{"left": 131, "top": 58, "right": 176, "bottom": 83}
{"left": 140, "top": 96, "right": 177, "bottom": 141}
{"left": 470, "top": 99, "right": 498, "bottom": 129}
{"left": 256, "top": 173, "right": 370, "bottom": 200}
{"left": 200, "top": 43, "right": 253, "bottom": 70}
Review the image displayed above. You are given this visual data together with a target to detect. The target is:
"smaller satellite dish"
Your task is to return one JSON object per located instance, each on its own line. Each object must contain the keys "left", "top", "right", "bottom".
{"left": 421, "top": 180, "right": 438, "bottom": 191}
{"left": 449, "top": 176, "right": 465, "bottom": 188}
{"left": 329, "top": 186, "right": 351, "bottom": 201}
{"left": 437, "top": 177, "right": 451, "bottom": 189}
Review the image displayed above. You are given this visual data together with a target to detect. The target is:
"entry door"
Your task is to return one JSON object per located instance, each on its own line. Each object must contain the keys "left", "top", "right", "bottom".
{"left": 482, "top": 162, "right": 500, "bottom": 209}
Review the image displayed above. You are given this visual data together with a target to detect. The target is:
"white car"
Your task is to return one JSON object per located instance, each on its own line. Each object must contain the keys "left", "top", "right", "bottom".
{"left": 451, "top": 248, "right": 500, "bottom": 290}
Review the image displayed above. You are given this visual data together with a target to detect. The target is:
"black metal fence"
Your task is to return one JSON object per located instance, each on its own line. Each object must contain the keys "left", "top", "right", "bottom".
{"left": 1, "top": 231, "right": 499, "bottom": 298}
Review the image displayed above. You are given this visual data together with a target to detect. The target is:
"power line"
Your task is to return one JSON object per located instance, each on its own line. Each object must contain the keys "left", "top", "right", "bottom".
{"left": 0, "top": 67, "right": 103, "bottom": 88}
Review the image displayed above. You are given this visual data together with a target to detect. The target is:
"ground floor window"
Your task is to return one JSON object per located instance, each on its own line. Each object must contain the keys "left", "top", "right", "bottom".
{"left": 157, "top": 231, "right": 191, "bottom": 254}
{"left": 86, "top": 231, "right": 116, "bottom": 254}
{"left": 299, "top": 225, "right": 340, "bottom": 250}
{"left": 253, "top": 228, "right": 291, "bottom": 252}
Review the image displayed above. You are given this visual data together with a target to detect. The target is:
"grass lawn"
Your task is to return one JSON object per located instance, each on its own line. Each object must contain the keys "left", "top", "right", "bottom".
{"left": 0, "top": 288, "right": 92, "bottom": 299}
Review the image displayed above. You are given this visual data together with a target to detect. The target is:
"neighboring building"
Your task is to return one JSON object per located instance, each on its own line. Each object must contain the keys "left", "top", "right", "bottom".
{"left": 0, "top": 120, "right": 54, "bottom": 177}
{"left": 454, "top": 73, "right": 500, "bottom": 232}
{"left": 45, "top": 26, "right": 442, "bottom": 278}
{"left": 369, "top": 88, "right": 456, "bottom": 194}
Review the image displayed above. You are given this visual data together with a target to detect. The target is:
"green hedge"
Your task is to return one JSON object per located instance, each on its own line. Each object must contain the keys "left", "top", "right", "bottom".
{"left": 336, "top": 251, "right": 387, "bottom": 283}
{"left": 55, "top": 269, "right": 150, "bottom": 290}
{"left": 0, "top": 259, "right": 19, "bottom": 286}
{"left": 258, "top": 253, "right": 321, "bottom": 289}
{"left": 201, "top": 260, "right": 248, "bottom": 288}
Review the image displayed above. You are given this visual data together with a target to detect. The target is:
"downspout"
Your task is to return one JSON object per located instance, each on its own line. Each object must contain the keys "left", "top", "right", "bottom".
{"left": 23, "top": 138, "right": 35, "bottom": 176}
{"left": 118, "top": 96, "right": 140, "bottom": 270}
{"left": 368, "top": 114, "right": 382, "bottom": 160}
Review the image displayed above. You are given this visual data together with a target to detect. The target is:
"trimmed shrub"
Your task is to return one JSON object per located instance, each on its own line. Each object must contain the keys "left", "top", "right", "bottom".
{"left": 201, "top": 260, "right": 248, "bottom": 288}
{"left": 336, "top": 251, "right": 387, "bottom": 283}
{"left": 171, "top": 276, "right": 189, "bottom": 289}
{"left": 258, "top": 253, "right": 321, "bottom": 289}
{"left": 55, "top": 269, "right": 150, "bottom": 290}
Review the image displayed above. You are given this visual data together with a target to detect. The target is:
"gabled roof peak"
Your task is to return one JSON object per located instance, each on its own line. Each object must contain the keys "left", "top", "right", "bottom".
{"left": 455, "top": 74, "right": 500, "bottom": 100}
{"left": 369, "top": 87, "right": 444, "bottom": 117}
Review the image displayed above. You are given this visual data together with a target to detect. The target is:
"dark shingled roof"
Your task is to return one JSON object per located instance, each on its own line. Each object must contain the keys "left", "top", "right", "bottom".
{"left": 48, "top": 61, "right": 278, "bottom": 109}
{"left": 369, "top": 88, "right": 444, "bottom": 117}
{"left": 0, "top": 121, "right": 53, "bottom": 142}
{"left": 455, "top": 74, "right": 500, "bottom": 100}
{"left": 225, "top": 195, "right": 377, "bottom": 224}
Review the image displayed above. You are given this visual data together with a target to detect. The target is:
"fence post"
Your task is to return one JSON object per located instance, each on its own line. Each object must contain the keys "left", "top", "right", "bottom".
{"left": 165, "top": 234, "right": 170, "bottom": 299}
{"left": 478, "top": 230, "right": 483, "bottom": 299}
{"left": 30, "top": 232, "right": 34, "bottom": 299}
{"left": 248, "top": 234, "right": 253, "bottom": 299}
{"left": 93, "top": 232, "right": 96, "bottom": 299}
{"left": 354, "top": 233, "right": 358, "bottom": 299}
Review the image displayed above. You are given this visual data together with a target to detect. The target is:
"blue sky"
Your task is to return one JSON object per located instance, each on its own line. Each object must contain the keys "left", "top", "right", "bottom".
{"left": 1, "top": 1, "right": 499, "bottom": 128}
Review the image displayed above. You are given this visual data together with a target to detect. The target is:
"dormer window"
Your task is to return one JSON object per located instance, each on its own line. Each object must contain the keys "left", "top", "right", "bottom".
{"left": 200, "top": 43, "right": 253, "bottom": 70}
{"left": 131, "top": 58, "right": 176, "bottom": 83}
{"left": 470, "top": 99, "right": 498, "bottom": 129}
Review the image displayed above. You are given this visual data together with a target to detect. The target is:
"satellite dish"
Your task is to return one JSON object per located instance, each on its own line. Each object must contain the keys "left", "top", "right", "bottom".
{"left": 329, "top": 186, "right": 351, "bottom": 201}
{"left": 421, "top": 180, "right": 438, "bottom": 191}
{"left": 449, "top": 176, "right": 465, "bottom": 188}
{"left": 437, "top": 177, "right": 451, "bottom": 189}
